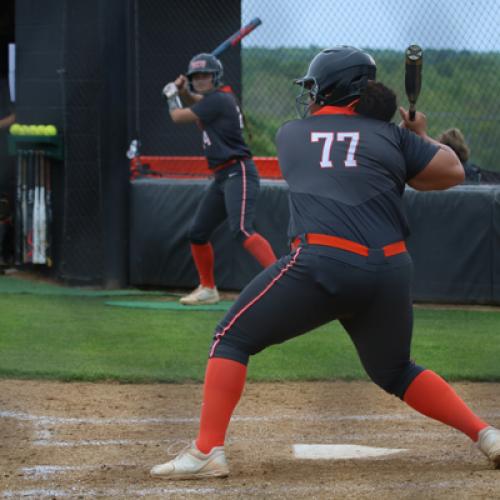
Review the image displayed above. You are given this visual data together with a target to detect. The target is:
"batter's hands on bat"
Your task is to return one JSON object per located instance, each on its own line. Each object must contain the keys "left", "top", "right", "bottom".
{"left": 399, "top": 106, "right": 427, "bottom": 137}
{"left": 175, "top": 75, "right": 189, "bottom": 95}
{"left": 162, "top": 82, "right": 179, "bottom": 99}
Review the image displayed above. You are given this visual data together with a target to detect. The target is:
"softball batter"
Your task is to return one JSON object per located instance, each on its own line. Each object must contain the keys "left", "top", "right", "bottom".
{"left": 152, "top": 46, "right": 500, "bottom": 478}
{"left": 163, "top": 53, "right": 277, "bottom": 305}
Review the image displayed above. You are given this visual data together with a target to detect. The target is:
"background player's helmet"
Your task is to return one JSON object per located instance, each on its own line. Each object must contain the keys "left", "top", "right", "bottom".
{"left": 295, "top": 46, "right": 376, "bottom": 115}
{"left": 186, "top": 53, "right": 223, "bottom": 89}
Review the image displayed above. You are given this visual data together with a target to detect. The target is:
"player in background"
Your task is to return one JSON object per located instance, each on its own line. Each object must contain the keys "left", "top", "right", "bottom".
{"left": 162, "top": 54, "right": 277, "bottom": 305}
{"left": 151, "top": 46, "right": 500, "bottom": 478}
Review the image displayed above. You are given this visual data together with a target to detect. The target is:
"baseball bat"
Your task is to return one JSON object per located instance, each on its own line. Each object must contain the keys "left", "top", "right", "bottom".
{"left": 21, "top": 152, "right": 28, "bottom": 262}
{"left": 15, "top": 152, "right": 22, "bottom": 265}
{"left": 211, "top": 17, "right": 262, "bottom": 57}
{"left": 33, "top": 151, "right": 40, "bottom": 264}
{"left": 404, "top": 44, "right": 423, "bottom": 121}
{"left": 26, "top": 150, "right": 34, "bottom": 263}
{"left": 39, "top": 152, "right": 47, "bottom": 264}
{"left": 45, "top": 153, "right": 52, "bottom": 267}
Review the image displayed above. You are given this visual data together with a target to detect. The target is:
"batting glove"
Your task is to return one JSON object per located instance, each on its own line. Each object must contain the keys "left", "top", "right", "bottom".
{"left": 162, "top": 82, "right": 179, "bottom": 99}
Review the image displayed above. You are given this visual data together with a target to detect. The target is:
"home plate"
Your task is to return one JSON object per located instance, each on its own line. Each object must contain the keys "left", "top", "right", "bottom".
{"left": 293, "top": 444, "right": 407, "bottom": 460}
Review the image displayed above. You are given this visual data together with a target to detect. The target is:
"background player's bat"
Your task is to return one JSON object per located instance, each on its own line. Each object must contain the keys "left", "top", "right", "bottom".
{"left": 15, "top": 152, "right": 22, "bottom": 265}
{"left": 21, "top": 152, "right": 28, "bottom": 262}
{"left": 33, "top": 150, "right": 40, "bottom": 263}
{"left": 211, "top": 17, "right": 262, "bottom": 57}
{"left": 26, "top": 150, "right": 34, "bottom": 263}
{"left": 405, "top": 44, "right": 423, "bottom": 121}
{"left": 45, "top": 152, "right": 53, "bottom": 267}
{"left": 39, "top": 151, "right": 47, "bottom": 264}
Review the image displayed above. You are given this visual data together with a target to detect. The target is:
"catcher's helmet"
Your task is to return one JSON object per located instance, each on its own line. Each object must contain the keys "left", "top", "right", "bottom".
{"left": 295, "top": 46, "right": 376, "bottom": 115}
{"left": 186, "top": 53, "right": 223, "bottom": 88}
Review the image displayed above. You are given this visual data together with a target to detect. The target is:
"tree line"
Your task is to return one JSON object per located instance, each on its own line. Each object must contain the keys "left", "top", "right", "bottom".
{"left": 242, "top": 47, "right": 500, "bottom": 170}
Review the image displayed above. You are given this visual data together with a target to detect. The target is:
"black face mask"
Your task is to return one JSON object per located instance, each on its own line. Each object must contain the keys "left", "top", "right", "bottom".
{"left": 295, "top": 79, "right": 317, "bottom": 118}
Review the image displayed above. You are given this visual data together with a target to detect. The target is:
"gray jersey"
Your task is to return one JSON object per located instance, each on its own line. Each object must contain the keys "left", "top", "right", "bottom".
{"left": 276, "top": 109, "right": 439, "bottom": 246}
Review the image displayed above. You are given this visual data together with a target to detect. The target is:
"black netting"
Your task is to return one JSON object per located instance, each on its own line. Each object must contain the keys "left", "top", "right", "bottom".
{"left": 132, "top": 0, "right": 242, "bottom": 155}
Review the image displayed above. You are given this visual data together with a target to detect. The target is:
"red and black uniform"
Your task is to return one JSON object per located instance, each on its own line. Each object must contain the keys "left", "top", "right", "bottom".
{"left": 189, "top": 88, "right": 259, "bottom": 244}
{"left": 209, "top": 106, "right": 440, "bottom": 398}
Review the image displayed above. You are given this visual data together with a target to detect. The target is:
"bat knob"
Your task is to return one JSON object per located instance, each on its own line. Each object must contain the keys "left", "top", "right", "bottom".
{"left": 406, "top": 45, "right": 423, "bottom": 62}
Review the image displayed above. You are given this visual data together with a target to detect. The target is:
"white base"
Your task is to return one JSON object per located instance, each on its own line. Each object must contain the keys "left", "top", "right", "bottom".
{"left": 293, "top": 444, "right": 407, "bottom": 460}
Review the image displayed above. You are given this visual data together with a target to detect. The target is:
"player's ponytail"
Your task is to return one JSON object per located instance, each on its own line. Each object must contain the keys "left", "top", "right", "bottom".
{"left": 355, "top": 81, "right": 397, "bottom": 122}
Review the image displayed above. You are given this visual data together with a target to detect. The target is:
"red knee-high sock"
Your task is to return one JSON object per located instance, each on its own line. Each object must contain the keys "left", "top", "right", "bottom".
{"left": 195, "top": 358, "right": 247, "bottom": 454}
{"left": 190, "top": 243, "right": 215, "bottom": 288}
{"left": 243, "top": 233, "right": 277, "bottom": 268}
{"left": 403, "top": 370, "right": 488, "bottom": 441}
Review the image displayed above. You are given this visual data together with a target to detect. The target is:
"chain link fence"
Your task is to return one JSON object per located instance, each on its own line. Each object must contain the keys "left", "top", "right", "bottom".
{"left": 240, "top": 0, "right": 500, "bottom": 170}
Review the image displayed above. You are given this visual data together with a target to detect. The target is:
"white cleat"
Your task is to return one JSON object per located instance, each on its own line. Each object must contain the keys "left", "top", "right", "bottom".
{"left": 477, "top": 426, "right": 500, "bottom": 468}
{"left": 179, "top": 285, "right": 220, "bottom": 305}
{"left": 150, "top": 442, "right": 229, "bottom": 480}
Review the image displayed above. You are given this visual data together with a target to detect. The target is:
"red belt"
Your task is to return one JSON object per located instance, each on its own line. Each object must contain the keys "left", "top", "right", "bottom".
{"left": 291, "top": 233, "right": 407, "bottom": 258}
{"left": 212, "top": 157, "right": 248, "bottom": 173}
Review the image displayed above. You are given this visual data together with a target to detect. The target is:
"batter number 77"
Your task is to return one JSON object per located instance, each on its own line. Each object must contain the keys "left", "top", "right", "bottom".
{"left": 310, "top": 131, "right": 360, "bottom": 168}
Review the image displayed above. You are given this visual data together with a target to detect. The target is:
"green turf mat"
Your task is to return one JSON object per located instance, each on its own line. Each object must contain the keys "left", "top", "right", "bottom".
{"left": 0, "top": 274, "right": 173, "bottom": 297}
{"left": 105, "top": 300, "right": 234, "bottom": 311}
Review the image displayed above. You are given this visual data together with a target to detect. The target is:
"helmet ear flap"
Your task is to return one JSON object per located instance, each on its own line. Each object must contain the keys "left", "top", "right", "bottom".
{"left": 304, "top": 79, "right": 321, "bottom": 104}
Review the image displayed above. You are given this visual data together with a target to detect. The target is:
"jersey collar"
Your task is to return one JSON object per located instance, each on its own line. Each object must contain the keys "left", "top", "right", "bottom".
{"left": 312, "top": 100, "right": 359, "bottom": 116}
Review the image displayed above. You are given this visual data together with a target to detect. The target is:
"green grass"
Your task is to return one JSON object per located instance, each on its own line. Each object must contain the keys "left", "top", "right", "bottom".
{"left": 0, "top": 294, "right": 499, "bottom": 382}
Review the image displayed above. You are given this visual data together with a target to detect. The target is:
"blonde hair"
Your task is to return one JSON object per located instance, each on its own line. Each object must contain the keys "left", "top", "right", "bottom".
{"left": 436, "top": 128, "right": 470, "bottom": 162}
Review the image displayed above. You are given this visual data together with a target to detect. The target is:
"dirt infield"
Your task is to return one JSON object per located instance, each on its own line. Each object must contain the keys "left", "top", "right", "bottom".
{"left": 1, "top": 380, "right": 500, "bottom": 499}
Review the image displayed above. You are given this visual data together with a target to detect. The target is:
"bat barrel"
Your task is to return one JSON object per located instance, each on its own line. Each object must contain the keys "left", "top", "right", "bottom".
{"left": 405, "top": 44, "right": 423, "bottom": 122}
{"left": 211, "top": 18, "right": 262, "bottom": 57}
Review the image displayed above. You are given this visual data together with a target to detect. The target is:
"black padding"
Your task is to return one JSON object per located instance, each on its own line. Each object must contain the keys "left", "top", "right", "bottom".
{"left": 130, "top": 180, "right": 500, "bottom": 304}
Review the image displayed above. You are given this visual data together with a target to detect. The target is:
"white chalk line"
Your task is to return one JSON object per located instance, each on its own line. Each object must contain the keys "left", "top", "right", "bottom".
{"left": 21, "top": 464, "right": 134, "bottom": 480}
{"left": 32, "top": 438, "right": 174, "bottom": 447}
{"left": 4, "top": 478, "right": 500, "bottom": 498}
{"left": 30, "top": 429, "right": 462, "bottom": 449}
{"left": 3, "top": 409, "right": 500, "bottom": 426}
{"left": 0, "top": 409, "right": 446, "bottom": 425}
{"left": 33, "top": 427, "right": 53, "bottom": 440}
{"left": 32, "top": 437, "right": 280, "bottom": 448}
{"left": 3, "top": 409, "right": 449, "bottom": 425}
{"left": 1, "top": 410, "right": 191, "bottom": 425}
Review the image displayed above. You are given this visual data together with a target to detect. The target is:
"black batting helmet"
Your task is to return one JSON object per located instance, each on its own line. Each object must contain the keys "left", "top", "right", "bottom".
{"left": 295, "top": 46, "right": 376, "bottom": 114}
{"left": 186, "top": 53, "right": 223, "bottom": 88}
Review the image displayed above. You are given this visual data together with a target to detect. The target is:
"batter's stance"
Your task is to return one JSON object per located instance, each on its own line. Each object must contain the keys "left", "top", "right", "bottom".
{"left": 163, "top": 54, "right": 277, "bottom": 305}
{"left": 152, "top": 46, "right": 500, "bottom": 477}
